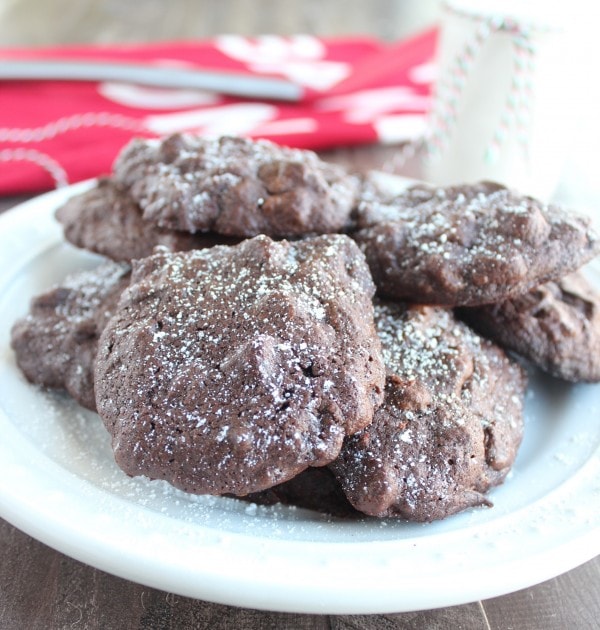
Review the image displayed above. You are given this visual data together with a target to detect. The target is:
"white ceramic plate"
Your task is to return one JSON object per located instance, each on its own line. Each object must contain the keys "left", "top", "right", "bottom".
{"left": 0, "top": 181, "right": 599, "bottom": 615}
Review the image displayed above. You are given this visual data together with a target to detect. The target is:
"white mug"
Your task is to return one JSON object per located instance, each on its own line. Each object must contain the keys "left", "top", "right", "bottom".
{"left": 423, "top": 0, "right": 588, "bottom": 202}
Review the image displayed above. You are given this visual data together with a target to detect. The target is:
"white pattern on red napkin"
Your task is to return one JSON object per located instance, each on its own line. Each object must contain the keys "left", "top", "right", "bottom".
{"left": 0, "top": 30, "right": 436, "bottom": 194}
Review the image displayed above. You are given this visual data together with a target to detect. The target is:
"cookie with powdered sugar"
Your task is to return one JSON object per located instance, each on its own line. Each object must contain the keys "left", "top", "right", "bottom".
{"left": 330, "top": 302, "right": 527, "bottom": 522}
{"left": 113, "top": 134, "right": 361, "bottom": 237}
{"left": 56, "top": 178, "right": 237, "bottom": 262}
{"left": 95, "top": 234, "right": 385, "bottom": 496}
{"left": 10, "top": 261, "right": 130, "bottom": 410}
{"left": 353, "top": 182, "right": 600, "bottom": 306}
{"left": 460, "top": 270, "right": 600, "bottom": 382}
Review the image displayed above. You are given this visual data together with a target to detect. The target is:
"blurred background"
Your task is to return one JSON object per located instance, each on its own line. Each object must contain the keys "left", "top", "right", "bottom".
{"left": 0, "top": 0, "right": 441, "bottom": 44}
{"left": 0, "top": 0, "right": 598, "bottom": 218}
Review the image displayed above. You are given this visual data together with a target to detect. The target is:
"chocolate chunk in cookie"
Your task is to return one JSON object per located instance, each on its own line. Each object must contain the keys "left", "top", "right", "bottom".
{"left": 95, "top": 235, "right": 385, "bottom": 496}
{"left": 113, "top": 134, "right": 360, "bottom": 237}
{"left": 353, "top": 182, "right": 600, "bottom": 306}
{"left": 56, "top": 178, "right": 237, "bottom": 262}
{"left": 460, "top": 270, "right": 600, "bottom": 382}
{"left": 330, "top": 303, "right": 526, "bottom": 522}
{"left": 10, "top": 261, "right": 130, "bottom": 410}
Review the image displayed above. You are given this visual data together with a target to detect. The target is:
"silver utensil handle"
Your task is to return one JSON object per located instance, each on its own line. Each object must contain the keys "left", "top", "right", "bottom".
{"left": 0, "top": 59, "right": 303, "bottom": 101}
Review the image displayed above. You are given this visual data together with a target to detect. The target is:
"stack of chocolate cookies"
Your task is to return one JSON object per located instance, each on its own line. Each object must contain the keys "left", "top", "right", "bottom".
{"left": 11, "top": 134, "right": 600, "bottom": 522}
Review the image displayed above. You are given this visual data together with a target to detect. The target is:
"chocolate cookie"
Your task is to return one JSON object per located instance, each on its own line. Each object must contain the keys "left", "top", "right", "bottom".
{"left": 10, "top": 261, "right": 130, "bottom": 410}
{"left": 242, "top": 467, "right": 359, "bottom": 518}
{"left": 330, "top": 303, "right": 527, "bottom": 522}
{"left": 113, "top": 134, "right": 360, "bottom": 237}
{"left": 460, "top": 270, "right": 600, "bottom": 382}
{"left": 95, "top": 235, "right": 385, "bottom": 496}
{"left": 56, "top": 178, "right": 236, "bottom": 262}
{"left": 353, "top": 182, "right": 600, "bottom": 306}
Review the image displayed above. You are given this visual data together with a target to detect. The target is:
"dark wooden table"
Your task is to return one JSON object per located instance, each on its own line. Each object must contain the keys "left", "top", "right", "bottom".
{"left": 0, "top": 505, "right": 598, "bottom": 629}
{"left": 1, "top": 1, "right": 599, "bottom": 627}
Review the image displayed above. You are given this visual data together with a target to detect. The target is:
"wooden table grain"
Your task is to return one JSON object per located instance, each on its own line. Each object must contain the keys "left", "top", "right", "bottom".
{"left": 1, "top": 1, "right": 599, "bottom": 628}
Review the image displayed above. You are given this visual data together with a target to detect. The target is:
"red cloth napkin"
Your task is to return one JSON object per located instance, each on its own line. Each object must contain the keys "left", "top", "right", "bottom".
{"left": 0, "top": 29, "right": 436, "bottom": 195}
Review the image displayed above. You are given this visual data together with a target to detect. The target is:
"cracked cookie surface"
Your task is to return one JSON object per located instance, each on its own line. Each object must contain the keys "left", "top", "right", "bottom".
{"left": 460, "top": 270, "right": 600, "bottom": 382}
{"left": 114, "top": 134, "right": 360, "bottom": 238}
{"left": 354, "top": 182, "right": 600, "bottom": 306}
{"left": 330, "top": 302, "right": 526, "bottom": 522}
{"left": 95, "top": 235, "right": 385, "bottom": 496}
{"left": 56, "top": 178, "right": 236, "bottom": 262}
{"left": 11, "top": 261, "right": 130, "bottom": 410}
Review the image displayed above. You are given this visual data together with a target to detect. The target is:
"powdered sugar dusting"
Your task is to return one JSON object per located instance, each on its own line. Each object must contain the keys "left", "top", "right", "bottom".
{"left": 331, "top": 302, "right": 527, "bottom": 521}
{"left": 96, "top": 234, "right": 384, "bottom": 496}
{"left": 10, "top": 260, "right": 130, "bottom": 410}
{"left": 114, "top": 134, "right": 360, "bottom": 236}
{"left": 51, "top": 262, "right": 131, "bottom": 326}
{"left": 355, "top": 182, "right": 600, "bottom": 305}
